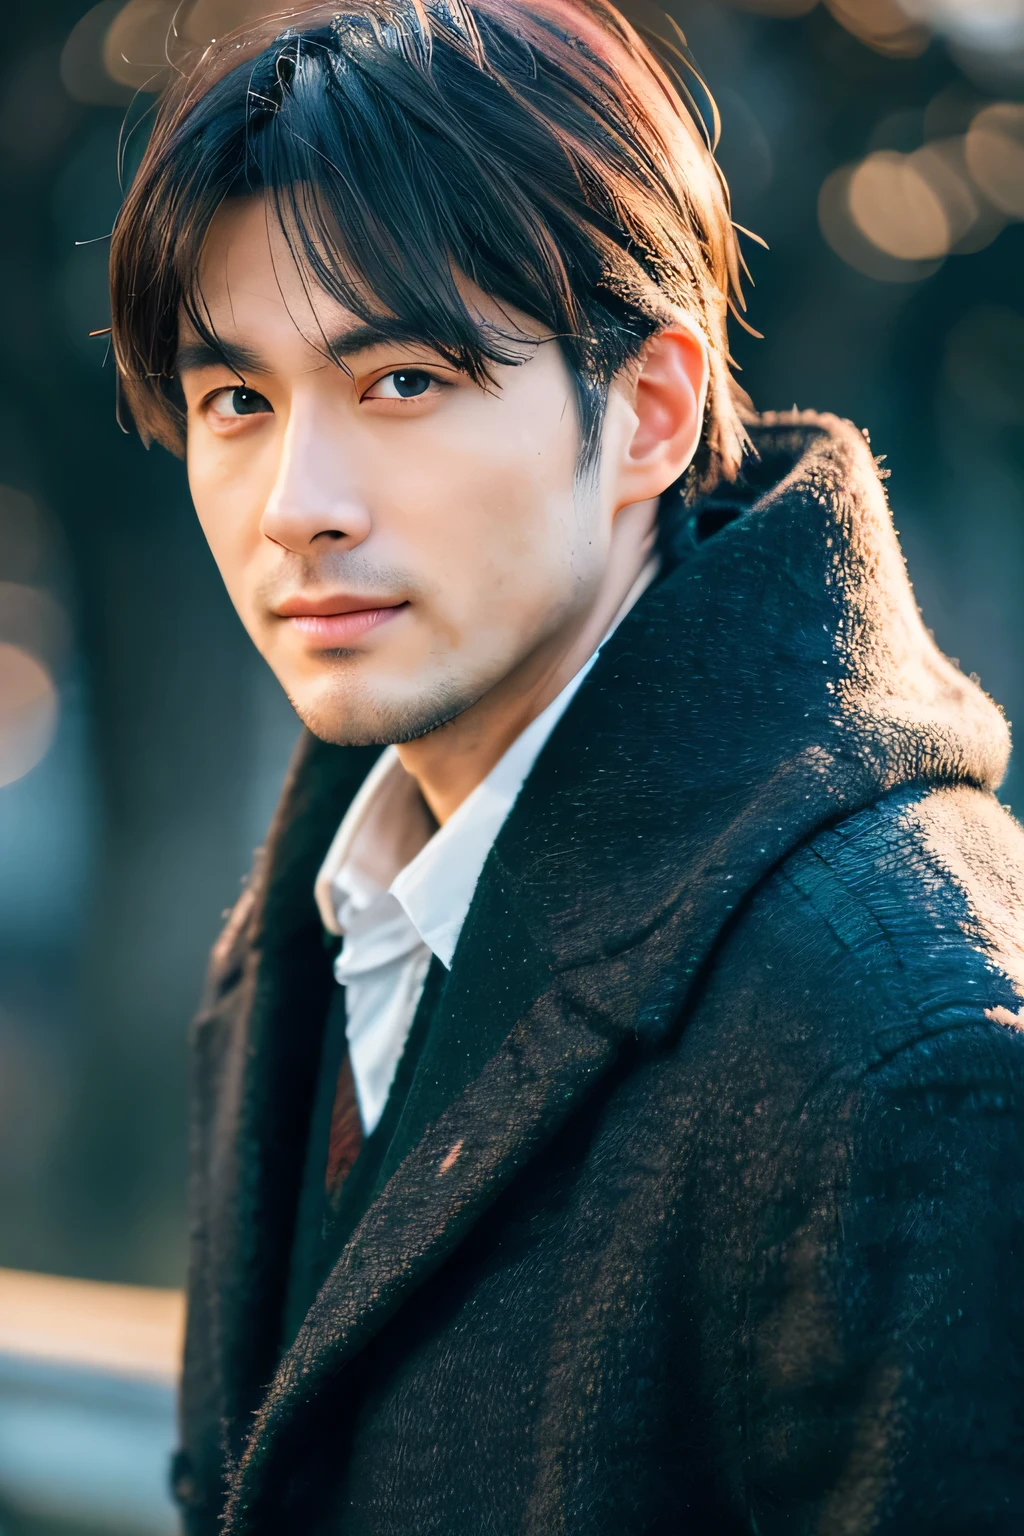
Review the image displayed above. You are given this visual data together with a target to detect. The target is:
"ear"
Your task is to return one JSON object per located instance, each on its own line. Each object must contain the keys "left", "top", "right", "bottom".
{"left": 609, "top": 321, "right": 710, "bottom": 512}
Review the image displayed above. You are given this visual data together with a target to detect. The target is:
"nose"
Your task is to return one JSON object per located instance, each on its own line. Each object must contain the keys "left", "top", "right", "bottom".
{"left": 260, "top": 395, "right": 371, "bottom": 553}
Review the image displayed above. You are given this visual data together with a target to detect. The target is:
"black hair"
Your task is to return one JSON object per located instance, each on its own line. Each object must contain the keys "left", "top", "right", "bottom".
{"left": 111, "top": 0, "right": 750, "bottom": 489}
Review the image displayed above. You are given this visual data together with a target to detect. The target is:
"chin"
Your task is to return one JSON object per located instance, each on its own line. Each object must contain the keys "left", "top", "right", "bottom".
{"left": 289, "top": 673, "right": 476, "bottom": 748}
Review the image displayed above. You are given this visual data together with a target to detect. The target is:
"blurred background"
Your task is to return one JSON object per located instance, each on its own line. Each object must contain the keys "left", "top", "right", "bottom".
{"left": 0, "top": 0, "right": 1023, "bottom": 1529}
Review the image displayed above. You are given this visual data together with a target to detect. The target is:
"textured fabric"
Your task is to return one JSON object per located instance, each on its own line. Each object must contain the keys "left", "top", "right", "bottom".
{"left": 174, "top": 412, "right": 1024, "bottom": 1536}
{"left": 312, "top": 557, "right": 658, "bottom": 1133}
{"left": 281, "top": 957, "right": 447, "bottom": 1354}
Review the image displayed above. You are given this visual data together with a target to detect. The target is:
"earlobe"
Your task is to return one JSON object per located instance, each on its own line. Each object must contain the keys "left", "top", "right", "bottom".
{"left": 615, "top": 323, "right": 709, "bottom": 509}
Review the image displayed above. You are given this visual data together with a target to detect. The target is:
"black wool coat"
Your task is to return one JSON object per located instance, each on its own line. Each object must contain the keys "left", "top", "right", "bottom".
{"left": 174, "top": 412, "right": 1024, "bottom": 1535}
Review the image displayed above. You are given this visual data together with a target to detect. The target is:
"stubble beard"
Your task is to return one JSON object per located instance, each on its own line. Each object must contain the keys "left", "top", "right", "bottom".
{"left": 286, "top": 657, "right": 479, "bottom": 748}
{"left": 258, "top": 554, "right": 481, "bottom": 746}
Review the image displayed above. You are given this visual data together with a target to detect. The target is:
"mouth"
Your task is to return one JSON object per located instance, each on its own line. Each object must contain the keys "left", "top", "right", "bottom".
{"left": 273, "top": 594, "right": 410, "bottom": 647}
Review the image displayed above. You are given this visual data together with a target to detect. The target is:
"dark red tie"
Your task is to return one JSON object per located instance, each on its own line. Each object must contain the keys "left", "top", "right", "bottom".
{"left": 325, "top": 1052, "right": 364, "bottom": 1209}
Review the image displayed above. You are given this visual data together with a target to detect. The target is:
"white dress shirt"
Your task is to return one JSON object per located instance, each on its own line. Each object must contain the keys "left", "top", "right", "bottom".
{"left": 314, "top": 560, "right": 657, "bottom": 1134}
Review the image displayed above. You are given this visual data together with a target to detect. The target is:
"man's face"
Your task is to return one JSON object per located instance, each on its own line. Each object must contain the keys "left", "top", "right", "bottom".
{"left": 180, "top": 195, "right": 640, "bottom": 745}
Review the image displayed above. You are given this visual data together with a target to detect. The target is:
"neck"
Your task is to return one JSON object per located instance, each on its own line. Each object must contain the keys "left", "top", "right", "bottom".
{"left": 396, "top": 499, "right": 657, "bottom": 825}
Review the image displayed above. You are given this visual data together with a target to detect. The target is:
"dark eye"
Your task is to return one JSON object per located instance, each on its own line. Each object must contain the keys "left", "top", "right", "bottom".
{"left": 369, "top": 370, "right": 434, "bottom": 401}
{"left": 209, "top": 386, "right": 272, "bottom": 423}
{"left": 230, "top": 386, "right": 272, "bottom": 415}
{"left": 393, "top": 370, "right": 431, "bottom": 398}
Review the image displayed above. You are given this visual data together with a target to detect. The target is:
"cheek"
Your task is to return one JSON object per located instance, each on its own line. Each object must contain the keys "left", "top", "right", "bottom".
{"left": 411, "top": 452, "right": 572, "bottom": 625}
{"left": 391, "top": 422, "right": 594, "bottom": 673}
{"left": 466, "top": 416, "right": 597, "bottom": 600}
{"left": 187, "top": 440, "right": 269, "bottom": 614}
{"left": 405, "top": 384, "right": 582, "bottom": 572}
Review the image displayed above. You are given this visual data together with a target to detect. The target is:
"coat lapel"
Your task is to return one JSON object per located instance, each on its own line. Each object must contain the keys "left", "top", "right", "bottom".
{"left": 218, "top": 412, "right": 1010, "bottom": 1530}
{"left": 192, "top": 733, "right": 381, "bottom": 1458}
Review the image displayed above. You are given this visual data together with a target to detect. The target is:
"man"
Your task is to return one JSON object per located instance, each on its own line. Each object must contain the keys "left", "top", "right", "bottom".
{"left": 109, "top": 0, "right": 1024, "bottom": 1531}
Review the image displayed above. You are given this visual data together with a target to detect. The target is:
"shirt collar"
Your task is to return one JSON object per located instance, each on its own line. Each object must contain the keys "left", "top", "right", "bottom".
{"left": 314, "top": 556, "right": 659, "bottom": 967}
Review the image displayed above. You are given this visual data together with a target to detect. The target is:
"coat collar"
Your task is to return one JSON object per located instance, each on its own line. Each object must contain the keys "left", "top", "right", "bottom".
{"left": 197, "top": 735, "right": 382, "bottom": 1456}
{"left": 212, "top": 411, "right": 1009, "bottom": 1530}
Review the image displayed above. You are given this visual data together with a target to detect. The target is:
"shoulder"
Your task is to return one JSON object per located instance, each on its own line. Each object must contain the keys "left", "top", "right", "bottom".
{"left": 787, "top": 782, "right": 1024, "bottom": 1029}
{"left": 690, "top": 783, "right": 1024, "bottom": 1088}
{"left": 675, "top": 790, "right": 1024, "bottom": 1530}
{"left": 671, "top": 783, "right": 1024, "bottom": 1305}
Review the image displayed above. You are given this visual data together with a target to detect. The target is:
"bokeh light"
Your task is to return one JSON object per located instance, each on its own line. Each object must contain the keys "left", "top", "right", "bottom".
{"left": 818, "top": 163, "right": 944, "bottom": 281}
{"left": 99, "top": 0, "right": 293, "bottom": 90}
{"left": 965, "top": 102, "right": 1024, "bottom": 217}
{"left": 912, "top": 139, "right": 987, "bottom": 248}
{"left": 0, "top": 489, "right": 66, "bottom": 787}
{"left": 0, "top": 644, "right": 58, "bottom": 791}
{"left": 902, "top": 0, "right": 1024, "bottom": 52}
{"left": 61, "top": 2, "right": 133, "bottom": 106}
{"left": 729, "top": 0, "right": 1024, "bottom": 69}
{"left": 103, "top": 0, "right": 183, "bottom": 91}
{"left": 729, "top": 0, "right": 817, "bottom": 14}
{"left": 0, "top": 583, "right": 70, "bottom": 675}
{"left": 819, "top": 88, "right": 1024, "bottom": 278}
{"left": 848, "top": 151, "right": 951, "bottom": 260}
{"left": 0, "top": 489, "right": 47, "bottom": 585}
{"left": 826, "top": 0, "right": 930, "bottom": 57}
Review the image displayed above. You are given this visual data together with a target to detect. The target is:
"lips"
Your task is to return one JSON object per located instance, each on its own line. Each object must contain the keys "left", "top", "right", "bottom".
{"left": 274, "top": 593, "right": 408, "bottom": 647}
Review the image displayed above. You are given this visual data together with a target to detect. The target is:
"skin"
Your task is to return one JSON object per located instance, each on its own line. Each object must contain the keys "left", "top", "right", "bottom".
{"left": 179, "top": 194, "right": 709, "bottom": 824}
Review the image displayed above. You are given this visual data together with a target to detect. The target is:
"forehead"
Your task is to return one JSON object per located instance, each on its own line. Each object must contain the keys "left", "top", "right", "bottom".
{"left": 186, "top": 191, "right": 546, "bottom": 369}
{"left": 191, "top": 193, "right": 358, "bottom": 356}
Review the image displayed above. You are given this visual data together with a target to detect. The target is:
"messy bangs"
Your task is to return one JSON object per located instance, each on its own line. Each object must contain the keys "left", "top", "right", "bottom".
{"left": 110, "top": 0, "right": 751, "bottom": 487}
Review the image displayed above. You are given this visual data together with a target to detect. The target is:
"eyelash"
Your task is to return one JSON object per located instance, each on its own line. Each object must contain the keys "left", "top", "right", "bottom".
{"left": 362, "top": 368, "right": 446, "bottom": 401}
{"left": 207, "top": 386, "right": 270, "bottom": 419}
{"left": 202, "top": 368, "right": 448, "bottom": 421}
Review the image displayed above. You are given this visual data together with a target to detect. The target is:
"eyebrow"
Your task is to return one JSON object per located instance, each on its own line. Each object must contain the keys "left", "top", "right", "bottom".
{"left": 175, "top": 337, "right": 267, "bottom": 376}
{"left": 174, "top": 322, "right": 446, "bottom": 377}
